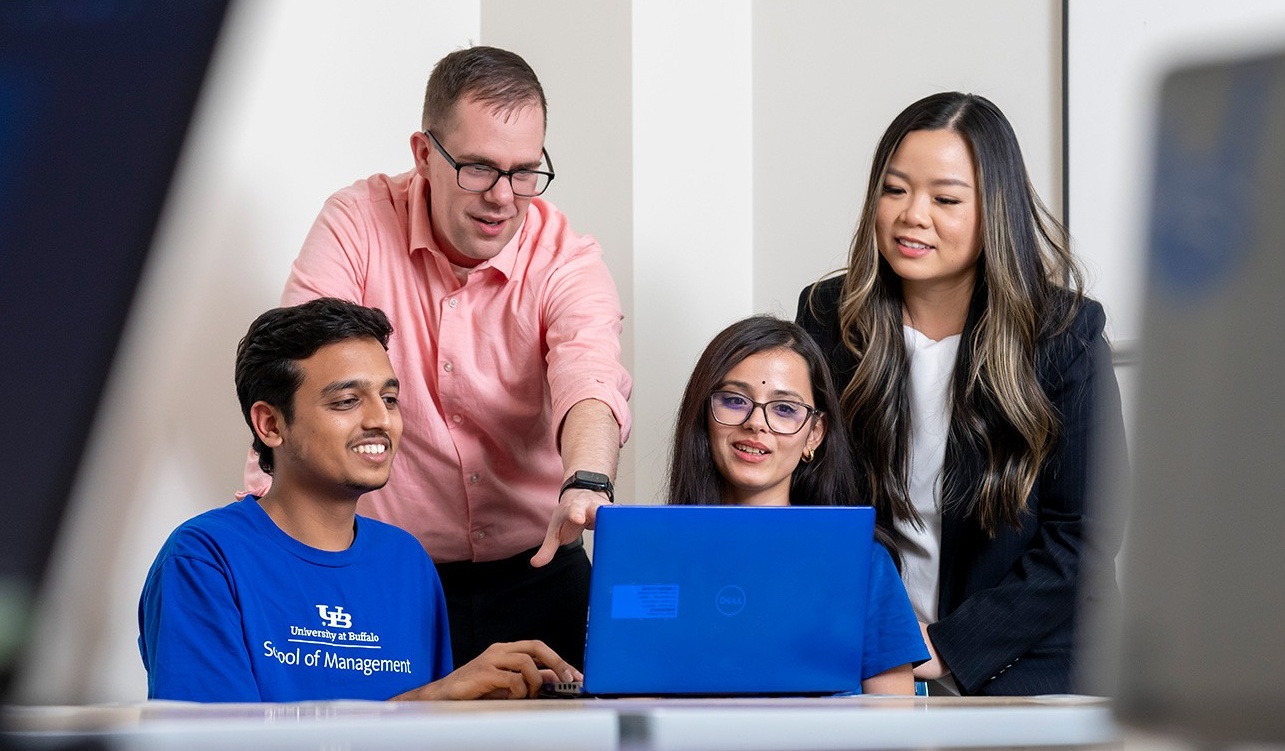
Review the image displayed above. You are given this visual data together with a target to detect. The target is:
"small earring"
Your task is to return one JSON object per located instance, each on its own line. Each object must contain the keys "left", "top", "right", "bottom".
{"left": 801, "top": 447, "right": 815, "bottom": 464}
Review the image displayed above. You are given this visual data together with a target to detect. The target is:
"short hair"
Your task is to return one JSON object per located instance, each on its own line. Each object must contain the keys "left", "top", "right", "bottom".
{"left": 421, "top": 45, "right": 547, "bottom": 133}
{"left": 666, "top": 315, "right": 858, "bottom": 508}
{"left": 235, "top": 298, "right": 394, "bottom": 475}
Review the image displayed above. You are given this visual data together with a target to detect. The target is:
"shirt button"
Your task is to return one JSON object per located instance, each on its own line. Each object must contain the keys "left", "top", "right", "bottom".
{"left": 469, "top": 473, "right": 480, "bottom": 484}
{"left": 443, "top": 362, "right": 453, "bottom": 373}
{"left": 474, "top": 531, "right": 485, "bottom": 540}
{"left": 448, "top": 298, "right": 458, "bottom": 308}
{"left": 452, "top": 414, "right": 462, "bottom": 424}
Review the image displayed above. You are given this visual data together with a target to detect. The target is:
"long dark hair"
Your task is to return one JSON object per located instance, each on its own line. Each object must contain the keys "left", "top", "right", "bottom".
{"left": 666, "top": 316, "right": 857, "bottom": 508}
{"left": 820, "top": 91, "right": 1083, "bottom": 535}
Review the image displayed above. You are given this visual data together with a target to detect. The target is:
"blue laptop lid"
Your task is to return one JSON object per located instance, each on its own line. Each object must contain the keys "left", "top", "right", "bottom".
{"left": 583, "top": 505, "right": 875, "bottom": 696}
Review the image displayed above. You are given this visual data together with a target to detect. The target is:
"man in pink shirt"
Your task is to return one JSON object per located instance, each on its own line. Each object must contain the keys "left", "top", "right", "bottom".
{"left": 246, "top": 46, "right": 631, "bottom": 669}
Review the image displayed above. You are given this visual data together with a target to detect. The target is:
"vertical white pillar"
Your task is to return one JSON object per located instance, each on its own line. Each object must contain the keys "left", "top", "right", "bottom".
{"left": 632, "top": 1, "right": 755, "bottom": 504}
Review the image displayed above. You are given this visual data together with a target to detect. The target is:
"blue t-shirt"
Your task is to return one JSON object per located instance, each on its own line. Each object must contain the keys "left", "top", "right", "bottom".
{"left": 862, "top": 543, "right": 931, "bottom": 685}
{"left": 138, "top": 497, "right": 452, "bottom": 702}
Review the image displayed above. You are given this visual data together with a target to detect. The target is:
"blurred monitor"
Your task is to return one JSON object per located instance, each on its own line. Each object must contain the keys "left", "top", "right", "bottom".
{"left": 0, "top": 0, "right": 228, "bottom": 697}
{"left": 1118, "top": 48, "right": 1285, "bottom": 741}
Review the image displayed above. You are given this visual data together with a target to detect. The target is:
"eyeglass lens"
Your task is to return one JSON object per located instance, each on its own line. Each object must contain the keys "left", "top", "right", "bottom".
{"left": 710, "top": 391, "right": 811, "bottom": 434}
{"left": 456, "top": 164, "right": 551, "bottom": 196}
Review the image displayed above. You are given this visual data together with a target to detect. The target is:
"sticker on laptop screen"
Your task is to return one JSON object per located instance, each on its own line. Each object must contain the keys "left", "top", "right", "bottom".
{"left": 610, "top": 584, "right": 679, "bottom": 619}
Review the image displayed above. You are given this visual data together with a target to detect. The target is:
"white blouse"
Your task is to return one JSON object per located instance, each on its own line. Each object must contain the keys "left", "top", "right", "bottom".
{"left": 895, "top": 325, "right": 961, "bottom": 694}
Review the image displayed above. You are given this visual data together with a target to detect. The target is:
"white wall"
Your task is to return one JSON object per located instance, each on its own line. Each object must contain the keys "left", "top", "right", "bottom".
{"left": 18, "top": 0, "right": 1165, "bottom": 704}
{"left": 630, "top": 2, "right": 757, "bottom": 507}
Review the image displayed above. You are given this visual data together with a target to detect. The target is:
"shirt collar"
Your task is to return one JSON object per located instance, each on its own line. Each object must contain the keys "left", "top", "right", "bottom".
{"left": 407, "top": 170, "right": 435, "bottom": 256}
{"left": 408, "top": 170, "right": 527, "bottom": 282}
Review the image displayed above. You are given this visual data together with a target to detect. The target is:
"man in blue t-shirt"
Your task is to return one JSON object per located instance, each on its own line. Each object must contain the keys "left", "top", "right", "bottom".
{"left": 138, "top": 298, "right": 581, "bottom": 702}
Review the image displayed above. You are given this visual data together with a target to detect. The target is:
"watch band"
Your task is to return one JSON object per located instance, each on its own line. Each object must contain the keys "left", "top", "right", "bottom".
{"left": 559, "top": 470, "right": 614, "bottom": 503}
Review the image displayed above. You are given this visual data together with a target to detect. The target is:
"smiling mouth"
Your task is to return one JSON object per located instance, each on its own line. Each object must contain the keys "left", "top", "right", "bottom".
{"left": 353, "top": 444, "right": 387, "bottom": 455}
{"left": 473, "top": 212, "right": 510, "bottom": 226}
{"left": 734, "top": 443, "right": 768, "bottom": 456}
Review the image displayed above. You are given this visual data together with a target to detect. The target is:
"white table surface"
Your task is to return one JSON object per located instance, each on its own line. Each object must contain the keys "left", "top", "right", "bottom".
{"left": 1, "top": 694, "right": 1145, "bottom": 751}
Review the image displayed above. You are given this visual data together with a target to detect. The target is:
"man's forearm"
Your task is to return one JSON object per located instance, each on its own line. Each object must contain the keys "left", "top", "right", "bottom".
{"left": 559, "top": 398, "right": 621, "bottom": 481}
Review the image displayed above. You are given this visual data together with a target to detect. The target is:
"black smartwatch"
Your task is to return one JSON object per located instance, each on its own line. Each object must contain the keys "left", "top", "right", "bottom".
{"left": 559, "top": 470, "right": 614, "bottom": 503}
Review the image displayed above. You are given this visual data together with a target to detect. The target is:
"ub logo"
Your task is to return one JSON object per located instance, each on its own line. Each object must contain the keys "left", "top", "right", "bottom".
{"left": 316, "top": 604, "right": 352, "bottom": 629}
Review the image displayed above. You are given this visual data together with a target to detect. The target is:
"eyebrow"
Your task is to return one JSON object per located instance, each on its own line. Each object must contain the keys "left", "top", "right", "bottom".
{"left": 885, "top": 166, "right": 973, "bottom": 189}
{"left": 320, "top": 377, "right": 400, "bottom": 397}
{"left": 716, "top": 380, "right": 807, "bottom": 402}
{"left": 456, "top": 151, "right": 546, "bottom": 172}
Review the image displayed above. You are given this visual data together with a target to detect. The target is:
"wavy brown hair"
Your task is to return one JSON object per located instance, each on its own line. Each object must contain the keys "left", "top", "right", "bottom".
{"left": 826, "top": 92, "right": 1083, "bottom": 536}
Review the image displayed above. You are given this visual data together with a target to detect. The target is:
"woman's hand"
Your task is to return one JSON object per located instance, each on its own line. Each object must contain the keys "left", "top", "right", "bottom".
{"left": 912, "top": 621, "right": 950, "bottom": 681}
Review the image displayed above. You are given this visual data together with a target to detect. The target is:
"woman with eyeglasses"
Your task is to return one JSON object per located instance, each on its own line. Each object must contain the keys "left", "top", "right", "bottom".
{"left": 665, "top": 315, "right": 928, "bottom": 695}
{"left": 797, "top": 92, "right": 1127, "bottom": 696}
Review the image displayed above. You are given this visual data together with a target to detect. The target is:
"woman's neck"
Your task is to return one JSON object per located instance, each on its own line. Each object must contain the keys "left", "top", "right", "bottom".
{"left": 725, "top": 488, "right": 790, "bottom": 507}
{"left": 901, "top": 277, "right": 975, "bottom": 341}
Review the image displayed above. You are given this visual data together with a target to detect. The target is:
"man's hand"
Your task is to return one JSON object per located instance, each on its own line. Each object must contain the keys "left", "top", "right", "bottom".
{"left": 538, "top": 398, "right": 621, "bottom": 567}
{"left": 394, "top": 641, "right": 582, "bottom": 701}
{"left": 912, "top": 621, "right": 950, "bottom": 681}
{"left": 531, "top": 488, "right": 608, "bottom": 567}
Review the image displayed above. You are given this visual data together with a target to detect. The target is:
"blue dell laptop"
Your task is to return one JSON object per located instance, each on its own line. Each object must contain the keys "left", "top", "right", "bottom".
{"left": 579, "top": 505, "right": 875, "bottom": 697}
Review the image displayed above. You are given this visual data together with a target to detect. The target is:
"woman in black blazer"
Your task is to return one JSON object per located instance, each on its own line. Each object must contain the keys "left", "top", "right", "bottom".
{"left": 797, "top": 92, "right": 1127, "bottom": 696}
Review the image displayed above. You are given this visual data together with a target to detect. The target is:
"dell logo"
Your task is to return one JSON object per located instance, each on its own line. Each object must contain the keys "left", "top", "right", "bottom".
{"left": 715, "top": 585, "right": 746, "bottom": 616}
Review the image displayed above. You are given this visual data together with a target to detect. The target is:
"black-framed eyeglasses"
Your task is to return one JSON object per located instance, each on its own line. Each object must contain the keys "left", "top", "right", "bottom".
{"left": 709, "top": 390, "right": 819, "bottom": 436}
{"left": 424, "top": 130, "right": 555, "bottom": 197}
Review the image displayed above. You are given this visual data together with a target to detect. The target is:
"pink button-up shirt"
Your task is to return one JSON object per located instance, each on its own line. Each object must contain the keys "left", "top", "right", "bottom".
{"left": 250, "top": 170, "right": 631, "bottom": 562}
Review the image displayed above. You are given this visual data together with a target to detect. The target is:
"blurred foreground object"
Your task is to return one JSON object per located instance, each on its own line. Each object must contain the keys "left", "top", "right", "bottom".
{"left": 0, "top": 0, "right": 229, "bottom": 697}
{"left": 1119, "top": 47, "right": 1285, "bottom": 741}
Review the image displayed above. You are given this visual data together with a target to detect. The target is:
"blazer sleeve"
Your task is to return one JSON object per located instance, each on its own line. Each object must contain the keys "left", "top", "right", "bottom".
{"left": 796, "top": 278, "right": 849, "bottom": 370}
{"left": 928, "top": 299, "right": 1127, "bottom": 694}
